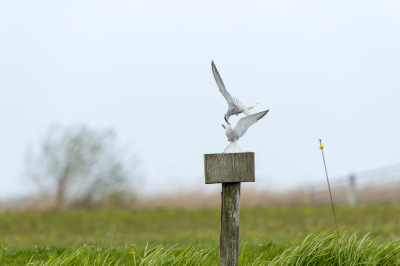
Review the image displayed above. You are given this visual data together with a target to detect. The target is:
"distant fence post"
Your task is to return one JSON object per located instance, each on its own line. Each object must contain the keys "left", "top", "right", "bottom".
{"left": 308, "top": 185, "right": 315, "bottom": 205}
{"left": 204, "top": 152, "right": 255, "bottom": 266}
{"left": 348, "top": 175, "right": 356, "bottom": 206}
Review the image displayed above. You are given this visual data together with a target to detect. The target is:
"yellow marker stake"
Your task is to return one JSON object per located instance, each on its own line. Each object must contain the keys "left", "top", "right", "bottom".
{"left": 319, "top": 139, "right": 339, "bottom": 238}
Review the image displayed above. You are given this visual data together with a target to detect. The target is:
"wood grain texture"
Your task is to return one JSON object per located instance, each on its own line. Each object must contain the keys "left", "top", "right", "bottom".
{"left": 220, "top": 182, "right": 240, "bottom": 266}
{"left": 204, "top": 152, "right": 255, "bottom": 184}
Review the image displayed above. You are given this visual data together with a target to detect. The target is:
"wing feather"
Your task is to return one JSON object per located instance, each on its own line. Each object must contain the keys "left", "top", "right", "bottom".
{"left": 242, "top": 109, "right": 252, "bottom": 115}
{"left": 233, "top": 110, "right": 269, "bottom": 139}
{"left": 211, "top": 61, "right": 236, "bottom": 107}
{"left": 247, "top": 102, "right": 258, "bottom": 111}
{"left": 231, "top": 96, "right": 244, "bottom": 108}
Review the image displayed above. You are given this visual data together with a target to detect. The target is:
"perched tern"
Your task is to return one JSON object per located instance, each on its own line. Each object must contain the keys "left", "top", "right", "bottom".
{"left": 223, "top": 110, "right": 269, "bottom": 143}
{"left": 211, "top": 61, "right": 258, "bottom": 123}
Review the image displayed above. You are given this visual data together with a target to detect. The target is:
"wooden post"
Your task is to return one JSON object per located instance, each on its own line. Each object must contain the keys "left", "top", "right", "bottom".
{"left": 348, "top": 175, "right": 356, "bottom": 206}
{"left": 204, "top": 152, "right": 255, "bottom": 266}
{"left": 220, "top": 182, "right": 240, "bottom": 266}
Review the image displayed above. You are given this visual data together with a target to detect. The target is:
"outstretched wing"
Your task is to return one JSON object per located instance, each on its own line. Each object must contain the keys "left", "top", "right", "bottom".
{"left": 211, "top": 61, "right": 236, "bottom": 107}
{"left": 233, "top": 110, "right": 269, "bottom": 139}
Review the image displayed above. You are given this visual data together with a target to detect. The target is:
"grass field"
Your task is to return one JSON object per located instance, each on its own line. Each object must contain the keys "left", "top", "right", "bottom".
{"left": 2, "top": 204, "right": 400, "bottom": 247}
{"left": 1, "top": 204, "right": 400, "bottom": 264}
{"left": 2, "top": 233, "right": 400, "bottom": 265}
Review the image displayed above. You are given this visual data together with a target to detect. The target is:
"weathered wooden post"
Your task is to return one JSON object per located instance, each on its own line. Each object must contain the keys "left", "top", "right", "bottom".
{"left": 204, "top": 152, "right": 255, "bottom": 266}
{"left": 348, "top": 175, "right": 356, "bottom": 206}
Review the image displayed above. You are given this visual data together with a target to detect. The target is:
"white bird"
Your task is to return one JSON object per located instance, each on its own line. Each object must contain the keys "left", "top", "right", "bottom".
{"left": 222, "top": 110, "right": 269, "bottom": 153}
{"left": 212, "top": 61, "right": 258, "bottom": 123}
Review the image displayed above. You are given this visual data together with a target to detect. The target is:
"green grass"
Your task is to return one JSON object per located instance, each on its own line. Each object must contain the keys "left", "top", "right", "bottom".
{"left": 0, "top": 238, "right": 285, "bottom": 265}
{"left": 2, "top": 233, "right": 400, "bottom": 265}
{"left": 2, "top": 204, "right": 400, "bottom": 264}
{"left": 1, "top": 204, "right": 400, "bottom": 247}
{"left": 269, "top": 232, "right": 400, "bottom": 265}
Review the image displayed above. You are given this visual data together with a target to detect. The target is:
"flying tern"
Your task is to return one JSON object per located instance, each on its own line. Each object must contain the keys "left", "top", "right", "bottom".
{"left": 212, "top": 61, "right": 258, "bottom": 123}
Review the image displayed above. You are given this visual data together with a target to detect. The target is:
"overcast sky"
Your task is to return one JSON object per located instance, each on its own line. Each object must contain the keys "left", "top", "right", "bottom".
{"left": 1, "top": 1, "right": 400, "bottom": 199}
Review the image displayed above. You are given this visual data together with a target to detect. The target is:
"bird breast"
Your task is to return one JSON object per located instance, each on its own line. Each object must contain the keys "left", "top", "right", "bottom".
{"left": 225, "top": 125, "right": 238, "bottom": 141}
{"left": 228, "top": 105, "right": 245, "bottom": 116}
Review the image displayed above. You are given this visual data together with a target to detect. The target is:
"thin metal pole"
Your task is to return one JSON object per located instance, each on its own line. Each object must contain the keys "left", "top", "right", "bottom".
{"left": 319, "top": 139, "right": 339, "bottom": 238}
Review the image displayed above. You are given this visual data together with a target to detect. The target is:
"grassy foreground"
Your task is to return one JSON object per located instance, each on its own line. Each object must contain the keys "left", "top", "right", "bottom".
{"left": 1, "top": 204, "right": 400, "bottom": 247}
{"left": 2, "top": 233, "right": 400, "bottom": 265}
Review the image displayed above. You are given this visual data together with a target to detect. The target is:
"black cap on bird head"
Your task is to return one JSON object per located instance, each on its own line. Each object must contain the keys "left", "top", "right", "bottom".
{"left": 224, "top": 114, "right": 229, "bottom": 124}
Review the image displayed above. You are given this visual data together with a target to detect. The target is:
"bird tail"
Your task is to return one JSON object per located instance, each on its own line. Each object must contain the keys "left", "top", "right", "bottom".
{"left": 247, "top": 102, "right": 258, "bottom": 111}
{"left": 223, "top": 142, "right": 243, "bottom": 153}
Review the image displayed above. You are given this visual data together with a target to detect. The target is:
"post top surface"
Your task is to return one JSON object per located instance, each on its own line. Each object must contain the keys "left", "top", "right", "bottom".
{"left": 204, "top": 152, "right": 254, "bottom": 155}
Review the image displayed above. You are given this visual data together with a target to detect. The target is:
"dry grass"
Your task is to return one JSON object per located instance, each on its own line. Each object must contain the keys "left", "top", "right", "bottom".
{"left": 0, "top": 193, "right": 55, "bottom": 213}
{"left": 3, "top": 181, "right": 400, "bottom": 212}
{"left": 311, "top": 182, "right": 400, "bottom": 205}
{"left": 0, "top": 187, "right": 308, "bottom": 212}
{"left": 132, "top": 188, "right": 308, "bottom": 209}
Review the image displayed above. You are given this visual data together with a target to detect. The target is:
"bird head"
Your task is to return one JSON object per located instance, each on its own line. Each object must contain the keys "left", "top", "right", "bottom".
{"left": 224, "top": 114, "right": 230, "bottom": 125}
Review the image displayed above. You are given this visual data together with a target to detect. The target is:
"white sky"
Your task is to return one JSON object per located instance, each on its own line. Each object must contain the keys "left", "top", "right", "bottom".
{"left": 1, "top": 1, "right": 400, "bottom": 199}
